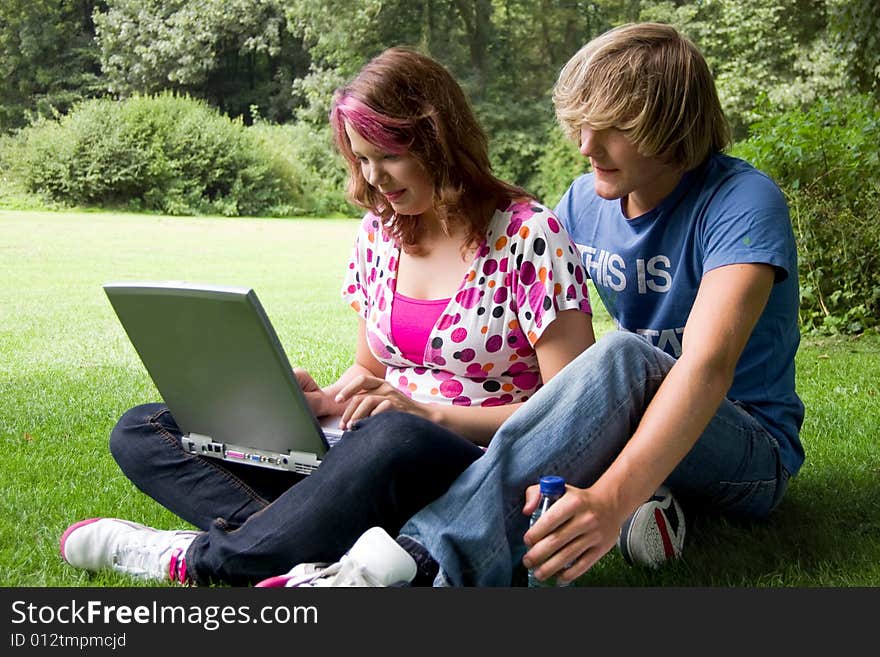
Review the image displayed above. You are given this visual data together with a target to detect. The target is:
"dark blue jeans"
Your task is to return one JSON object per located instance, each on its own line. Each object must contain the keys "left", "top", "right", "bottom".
{"left": 109, "top": 403, "right": 483, "bottom": 586}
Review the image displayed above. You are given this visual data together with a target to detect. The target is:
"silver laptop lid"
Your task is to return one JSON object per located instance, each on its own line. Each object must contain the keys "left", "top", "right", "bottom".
{"left": 103, "top": 281, "right": 330, "bottom": 461}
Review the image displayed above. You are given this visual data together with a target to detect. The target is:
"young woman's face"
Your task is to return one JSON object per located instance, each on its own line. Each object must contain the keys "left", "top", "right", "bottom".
{"left": 345, "top": 122, "right": 436, "bottom": 217}
{"left": 579, "top": 126, "right": 683, "bottom": 218}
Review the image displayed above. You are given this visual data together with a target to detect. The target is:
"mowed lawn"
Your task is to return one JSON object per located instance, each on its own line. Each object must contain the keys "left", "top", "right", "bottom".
{"left": 1, "top": 210, "right": 877, "bottom": 587}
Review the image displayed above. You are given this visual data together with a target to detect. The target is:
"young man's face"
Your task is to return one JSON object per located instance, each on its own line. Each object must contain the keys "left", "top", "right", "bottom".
{"left": 579, "top": 126, "right": 683, "bottom": 218}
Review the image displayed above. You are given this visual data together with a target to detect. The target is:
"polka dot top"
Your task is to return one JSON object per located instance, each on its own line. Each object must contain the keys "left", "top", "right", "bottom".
{"left": 342, "top": 200, "right": 592, "bottom": 407}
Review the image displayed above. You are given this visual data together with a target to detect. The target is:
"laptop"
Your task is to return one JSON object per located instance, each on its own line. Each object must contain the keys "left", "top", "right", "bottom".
{"left": 103, "top": 281, "right": 345, "bottom": 475}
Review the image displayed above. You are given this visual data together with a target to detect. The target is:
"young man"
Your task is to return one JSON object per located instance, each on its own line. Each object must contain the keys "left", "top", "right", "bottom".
{"left": 260, "top": 22, "right": 805, "bottom": 587}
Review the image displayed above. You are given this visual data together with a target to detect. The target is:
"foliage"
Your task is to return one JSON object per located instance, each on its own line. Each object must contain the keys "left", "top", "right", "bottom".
{"left": 532, "top": 124, "right": 587, "bottom": 209}
{"left": 826, "top": 0, "right": 880, "bottom": 99}
{"left": 281, "top": 0, "right": 412, "bottom": 123}
{"left": 2, "top": 1, "right": 876, "bottom": 146}
{"left": 644, "top": 0, "right": 878, "bottom": 140}
{"left": 280, "top": 0, "right": 609, "bottom": 145}
{"left": 248, "top": 116, "right": 354, "bottom": 217}
{"left": 0, "top": 0, "right": 104, "bottom": 132}
{"left": 0, "top": 134, "right": 54, "bottom": 210}
{"left": 13, "top": 93, "right": 302, "bottom": 217}
{"left": 733, "top": 94, "right": 880, "bottom": 334}
{"left": 788, "top": 193, "right": 880, "bottom": 335}
{"left": 478, "top": 95, "right": 552, "bottom": 197}
{"left": 93, "top": 0, "right": 309, "bottom": 123}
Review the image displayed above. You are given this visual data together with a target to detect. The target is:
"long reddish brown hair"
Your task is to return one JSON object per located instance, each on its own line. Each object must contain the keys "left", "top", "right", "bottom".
{"left": 330, "top": 47, "right": 527, "bottom": 252}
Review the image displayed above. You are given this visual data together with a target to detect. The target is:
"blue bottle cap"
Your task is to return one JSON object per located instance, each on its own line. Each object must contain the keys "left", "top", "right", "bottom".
{"left": 538, "top": 475, "right": 565, "bottom": 495}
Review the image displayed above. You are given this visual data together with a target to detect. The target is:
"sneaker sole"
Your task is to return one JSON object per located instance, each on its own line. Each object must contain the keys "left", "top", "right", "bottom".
{"left": 618, "top": 509, "right": 638, "bottom": 566}
{"left": 254, "top": 575, "right": 293, "bottom": 588}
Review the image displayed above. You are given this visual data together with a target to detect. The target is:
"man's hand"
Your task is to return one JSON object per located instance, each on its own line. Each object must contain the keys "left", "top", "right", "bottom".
{"left": 521, "top": 483, "right": 625, "bottom": 584}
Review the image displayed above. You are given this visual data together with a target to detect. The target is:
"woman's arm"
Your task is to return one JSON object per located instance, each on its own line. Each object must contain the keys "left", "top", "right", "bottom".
{"left": 295, "top": 317, "right": 387, "bottom": 419}
{"left": 428, "top": 309, "right": 596, "bottom": 443}
{"left": 523, "top": 262, "right": 776, "bottom": 582}
{"left": 335, "top": 309, "right": 596, "bottom": 445}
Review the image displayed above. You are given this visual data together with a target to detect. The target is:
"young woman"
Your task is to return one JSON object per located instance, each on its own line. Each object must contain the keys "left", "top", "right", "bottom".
{"left": 59, "top": 47, "right": 595, "bottom": 586}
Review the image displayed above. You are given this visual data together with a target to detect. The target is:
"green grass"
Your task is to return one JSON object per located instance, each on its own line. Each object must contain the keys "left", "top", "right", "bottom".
{"left": 1, "top": 209, "right": 877, "bottom": 587}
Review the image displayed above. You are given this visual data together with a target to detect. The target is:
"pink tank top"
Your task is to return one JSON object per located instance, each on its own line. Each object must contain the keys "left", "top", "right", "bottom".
{"left": 390, "top": 291, "right": 451, "bottom": 365}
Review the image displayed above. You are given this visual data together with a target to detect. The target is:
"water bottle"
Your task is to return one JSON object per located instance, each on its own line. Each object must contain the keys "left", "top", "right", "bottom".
{"left": 527, "top": 475, "right": 570, "bottom": 588}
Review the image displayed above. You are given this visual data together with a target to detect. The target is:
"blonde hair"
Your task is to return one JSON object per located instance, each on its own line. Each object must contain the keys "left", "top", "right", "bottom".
{"left": 553, "top": 22, "right": 730, "bottom": 170}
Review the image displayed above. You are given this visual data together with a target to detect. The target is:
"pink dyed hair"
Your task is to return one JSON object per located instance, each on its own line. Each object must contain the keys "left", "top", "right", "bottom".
{"left": 330, "top": 94, "right": 410, "bottom": 156}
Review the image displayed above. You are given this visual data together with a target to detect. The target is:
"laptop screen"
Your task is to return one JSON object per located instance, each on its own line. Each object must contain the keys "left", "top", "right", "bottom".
{"left": 104, "top": 282, "right": 332, "bottom": 463}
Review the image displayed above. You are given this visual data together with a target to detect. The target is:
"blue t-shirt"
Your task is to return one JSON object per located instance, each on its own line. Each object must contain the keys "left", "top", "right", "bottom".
{"left": 555, "top": 152, "right": 805, "bottom": 475}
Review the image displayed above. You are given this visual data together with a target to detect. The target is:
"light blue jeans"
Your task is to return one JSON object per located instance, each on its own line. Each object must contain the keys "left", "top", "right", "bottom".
{"left": 400, "top": 332, "right": 790, "bottom": 586}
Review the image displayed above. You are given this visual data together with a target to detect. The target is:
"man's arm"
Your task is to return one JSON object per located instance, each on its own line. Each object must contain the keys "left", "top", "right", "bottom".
{"left": 523, "top": 262, "right": 776, "bottom": 582}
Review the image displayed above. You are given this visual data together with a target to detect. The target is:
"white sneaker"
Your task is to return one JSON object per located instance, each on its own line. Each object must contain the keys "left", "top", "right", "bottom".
{"left": 255, "top": 527, "right": 417, "bottom": 587}
{"left": 255, "top": 562, "right": 330, "bottom": 588}
{"left": 617, "top": 486, "right": 685, "bottom": 568}
{"left": 60, "top": 518, "right": 199, "bottom": 583}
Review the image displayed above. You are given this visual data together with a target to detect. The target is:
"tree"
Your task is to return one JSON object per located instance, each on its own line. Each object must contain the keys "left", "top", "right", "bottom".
{"left": 827, "top": 0, "right": 880, "bottom": 99}
{"left": 93, "top": 0, "right": 309, "bottom": 122}
{"left": 0, "top": 0, "right": 104, "bottom": 132}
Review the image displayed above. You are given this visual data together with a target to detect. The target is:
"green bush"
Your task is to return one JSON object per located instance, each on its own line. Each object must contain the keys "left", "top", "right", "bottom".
{"left": 248, "top": 119, "right": 353, "bottom": 217}
{"left": 14, "top": 93, "right": 303, "bottom": 217}
{"left": 787, "top": 189, "right": 880, "bottom": 334}
{"left": 0, "top": 132, "right": 53, "bottom": 210}
{"left": 732, "top": 94, "right": 880, "bottom": 334}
